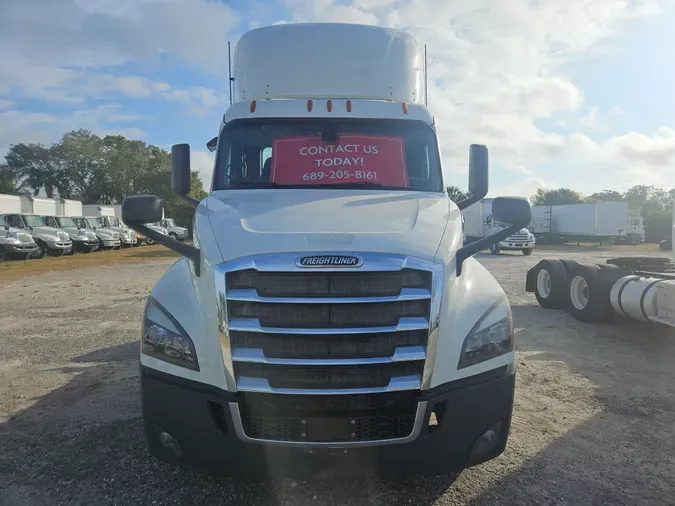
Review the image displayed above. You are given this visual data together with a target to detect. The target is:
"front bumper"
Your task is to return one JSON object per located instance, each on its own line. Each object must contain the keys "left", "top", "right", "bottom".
{"left": 121, "top": 236, "right": 137, "bottom": 245}
{"left": 101, "top": 239, "right": 121, "bottom": 248}
{"left": 141, "top": 365, "right": 515, "bottom": 478}
{"left": 498, "top": 240, "right": 535, "bottom": 250}
{"left": 73, "top": 239, "right": 99, "bottom": 250}
{"left": 46, "top": 241, "right": 72, "bottom": 251}
{"left": 2, "top": 242, "right": 38, "bottom": 256}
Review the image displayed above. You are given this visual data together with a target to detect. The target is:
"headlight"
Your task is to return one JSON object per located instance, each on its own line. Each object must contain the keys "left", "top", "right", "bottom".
{"left": 4, "top": 236, "right": 20, "bottom": 244}
{"left": 99, "top": 233, "right": 111, "bottom": 239}
{"left": 142, "top": 297, "right": 199, "bottom": 371}
{"left": 458, "top": 296, "right": 513, "bottom": 369}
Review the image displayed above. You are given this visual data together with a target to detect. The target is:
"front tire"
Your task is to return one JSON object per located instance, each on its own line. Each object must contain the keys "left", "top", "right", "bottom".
{"left": 34, "top": 240, "right": 48, "bottom": 259}
{"left": 522, "top": 248, "right": 533, "bottom": 256}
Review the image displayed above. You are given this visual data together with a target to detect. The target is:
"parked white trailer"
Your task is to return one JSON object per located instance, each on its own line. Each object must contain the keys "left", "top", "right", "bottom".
{"left": 21, "top": 196, "right": 57, "bottom": 216}
{"left": 83, "top": 205, "right": 115, "bottom": 217}
{"left": 464, "top": 198, "right": 535, "bottom": 255}
{"left": 56, "top": 199, "right": 83, "bottom": 217}
{"left": 0, "top": 194, "right": 22, "bottom": 214}
{"left": 531, "top": 201, "right": 641, "bottom": 244}
{"left": 526, "top": 202, "right": 675, "bottom": 327}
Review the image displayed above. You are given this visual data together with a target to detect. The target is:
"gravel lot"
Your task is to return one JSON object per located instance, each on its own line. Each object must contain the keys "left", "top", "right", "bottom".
{"left": 1, "top": 246, "right": 674, "bottom": 505}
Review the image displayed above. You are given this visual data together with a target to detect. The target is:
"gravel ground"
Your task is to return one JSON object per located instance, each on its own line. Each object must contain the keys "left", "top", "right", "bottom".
{"left": 1, "top": 246, "right": 674, "bottom": 505}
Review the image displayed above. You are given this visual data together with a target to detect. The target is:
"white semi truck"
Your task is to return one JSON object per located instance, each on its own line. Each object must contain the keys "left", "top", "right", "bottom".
{"left": 527, "top": 202, "right": 675, "bottom": 327}
{"left": 120, "top": 23, "right": 531, "bottom": 478}
{"left": 463, "top": 198, "right": 535, "bottom": 255}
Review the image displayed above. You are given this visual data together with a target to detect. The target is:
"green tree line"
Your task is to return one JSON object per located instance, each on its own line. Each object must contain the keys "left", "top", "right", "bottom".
{"left": 1, "top": 129, "right": 207, "bottom": 228}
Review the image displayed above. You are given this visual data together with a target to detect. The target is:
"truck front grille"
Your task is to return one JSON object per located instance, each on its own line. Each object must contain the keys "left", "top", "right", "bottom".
{"left": 216, "top": 253, "right": 439, "bottom": 444}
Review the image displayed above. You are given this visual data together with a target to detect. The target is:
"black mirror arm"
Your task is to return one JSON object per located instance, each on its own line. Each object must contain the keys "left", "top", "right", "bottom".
{"left": 455, "top": 192, "right": 484, "bottom": 211}
{"left": 180, "top": 195, "right": 200, "bottom": 209}
{"left": 125, "top": 221, "right": 201, "bottom": 277}
{"left": 456, "top": 224, "right": 523, "bottom": 276}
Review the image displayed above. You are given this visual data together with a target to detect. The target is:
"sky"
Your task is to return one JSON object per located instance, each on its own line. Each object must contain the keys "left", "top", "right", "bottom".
{"left": 1, "top": 0, "right": 674, "bottom": 199}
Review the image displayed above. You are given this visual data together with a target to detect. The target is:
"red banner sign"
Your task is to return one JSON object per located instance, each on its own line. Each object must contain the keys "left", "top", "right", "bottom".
{"left": 270, "top": 134, "right": 408, "bottom": 187}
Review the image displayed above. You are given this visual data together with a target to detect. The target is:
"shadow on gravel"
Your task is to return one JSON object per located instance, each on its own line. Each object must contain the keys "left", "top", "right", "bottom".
{"left": 463, "top": 304, "right": 675, "bottom": 505}
{"left": 0, "top": 341, "right": 461, "bottom": 506}
{"left": 127, "top": 248, "right": 180, "bottom": 259}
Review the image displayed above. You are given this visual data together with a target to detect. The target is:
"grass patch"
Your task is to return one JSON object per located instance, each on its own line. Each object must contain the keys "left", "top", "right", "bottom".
{"left": 1, "top": 244, "right": 180, "bottom": 282}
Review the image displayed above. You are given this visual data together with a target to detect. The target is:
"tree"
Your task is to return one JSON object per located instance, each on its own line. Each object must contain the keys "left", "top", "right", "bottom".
{"left": 4, "top": 143, "right": 62, "bottom": 197}
{"left": 446, "top": 185, "right": 468, "bottom": 203}
{"left": 0, "top": 164, "right": 17, "bottom": 194}
{"left": 585, "top": 190, "right": 624, "bottom": 203}
{"left": 530, "top": 188, "right": 585, "bottom": 206}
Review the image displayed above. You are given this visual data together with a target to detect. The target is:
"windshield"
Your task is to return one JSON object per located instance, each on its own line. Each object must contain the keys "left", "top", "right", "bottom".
{"left": 106, "top": 217, "right": 121, "bottom": 227}
{"left": 42, "top": 216, "right": 59, "bottom": 228}
{"left": 56, "top": 217, "right": 77, "bottom": 228}
{"left": 23, "top": 215, "right": 46, "bottom": 227}
{"left": 212, "top": 119, "right": 443, "bottom": 192}
{"left": 82, "top": 218, "right": 99, "bottom": 229}
{"left": 166, "top": 219, "right": 176, "bottom": 227}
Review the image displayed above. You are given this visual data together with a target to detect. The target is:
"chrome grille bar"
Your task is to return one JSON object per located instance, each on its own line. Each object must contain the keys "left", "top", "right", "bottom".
{"left": 228, "top": 316, "right": 430, "bottom": 335}
{"left": 236, "top": 374, "right": 422, "bottom": 395}
{"left": 232, "top": 345, "right": 426, "bottom": 365}
{"left": 227, "top": 287, "right": 431, "bottom": 304}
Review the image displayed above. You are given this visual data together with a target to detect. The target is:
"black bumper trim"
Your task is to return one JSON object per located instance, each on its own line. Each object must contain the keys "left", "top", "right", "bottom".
{"left": 140, "top": 365, "right": 515, "bottom": 478}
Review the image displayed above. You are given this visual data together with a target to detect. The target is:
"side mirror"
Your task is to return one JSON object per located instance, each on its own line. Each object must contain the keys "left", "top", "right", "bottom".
{"left": 122, "top": 195, "right": 164, "bottom": 225}
{"left": 456, "top": 197, "right": 532, "bottom": 275}
{"left": 206, "top": 136, "right": 217, "bottom": 152}
{"left": 172, "top": 144, "right": 198, "bottom": 208}
{"left": 455, "top": 144, "right": 489, "bottom": 211}
{"left": 122, "top": 194, "right": 202, "bottom": 276}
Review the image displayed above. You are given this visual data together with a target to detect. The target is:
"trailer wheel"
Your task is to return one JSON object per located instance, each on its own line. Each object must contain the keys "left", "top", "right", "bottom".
{"left": 568, "top": 264, "right": 614, "bottom": 322}
{"left": 533, "top": 259, "right": 568, "bottom": 309}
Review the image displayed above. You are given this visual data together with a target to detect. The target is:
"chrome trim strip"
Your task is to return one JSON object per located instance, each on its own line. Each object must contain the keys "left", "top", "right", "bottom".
{"left": 229, "top": 400, "right": 428, "bottom": 448}
{"left": 226, "top": 287, "right": 431, "bottom": 304}
{"left": 232, "top": 346, "right": 426, "bottom": 365}
{"left": 236, "top": 374, "right": 422, "bottom": 395}
{"left": 228, "top": 316, "right": 430, "bottom": 335}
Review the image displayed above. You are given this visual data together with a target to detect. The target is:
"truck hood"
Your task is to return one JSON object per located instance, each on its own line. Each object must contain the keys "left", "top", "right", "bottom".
{"left": 206, "top": 190, "right": 454, "bottom": 262}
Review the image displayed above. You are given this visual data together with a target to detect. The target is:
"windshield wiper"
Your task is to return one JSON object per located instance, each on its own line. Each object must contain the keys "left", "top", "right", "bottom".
{"left": 227, "top": 180, "right": 289, "bottom": 188}
{"left": 305, "top": 182, "right": 409, "bottom": 190}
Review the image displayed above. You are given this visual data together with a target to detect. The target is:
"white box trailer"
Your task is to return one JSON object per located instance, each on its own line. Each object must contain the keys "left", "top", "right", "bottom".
{"left": 20, "top": 196, "right": 57, "bottom": 216}
{"left": 82, "top": 205, "right": 115, "bottom": 217}
{"left": 531, "top": 202, "right": 630, "bottom": 241}
{"left": 56, "top": 199, "right": 83, "bottom": 217}
{"left": 0, "top": 193, "right": 22, "bottom": 214}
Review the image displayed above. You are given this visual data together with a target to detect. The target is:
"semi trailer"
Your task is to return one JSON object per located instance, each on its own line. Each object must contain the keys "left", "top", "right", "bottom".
{"left": 121, "top": 23, "right": 531, "bottom": 478}
{"left": 530, "top": 201, "right": 644, "bottom": 245}
{"left": 463, "top": 198, "right": 536, "bottom": 255}
{"left": 527, "top": 202, "right": 675, "bottom": 327}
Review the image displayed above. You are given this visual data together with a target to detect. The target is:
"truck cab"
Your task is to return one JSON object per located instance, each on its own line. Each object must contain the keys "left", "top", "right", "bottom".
{"left": 0, "top": 213, "right": 71, "bottom": 258}
{"left": 152, "top": 218, "right": 188, "bottom": 241}
{"left": 73, "top": 217, "right": 121, "bottom": 250}
{"left": 120, "top": 23, "right": 531, "bottom": 478}
{"left": 42, "top": 216, "right": 99, "bottom": 254}
{"left": 0, "top": 218, "right": 38, "bottom": 260}
{"left": 96, "top": 216, "right": 138, "bottom": 247}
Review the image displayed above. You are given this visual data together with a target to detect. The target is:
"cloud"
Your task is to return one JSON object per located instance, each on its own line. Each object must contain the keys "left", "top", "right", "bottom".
{"left": 279, "top": 0, "right": 673, "bottom": 195}
{"left": 2, "top": 0, "right": 674, "bottom": 198}
{"left": 0, "top": 105, "right": 146, "bottom": 156}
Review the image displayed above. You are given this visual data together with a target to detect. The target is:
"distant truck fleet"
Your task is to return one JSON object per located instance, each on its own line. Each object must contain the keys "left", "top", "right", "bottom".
{"left": 0, "top": 193, "right": 179, "bottom": 260}
{"left": 463, "top": 198, "right": 536, "bottom": 255}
